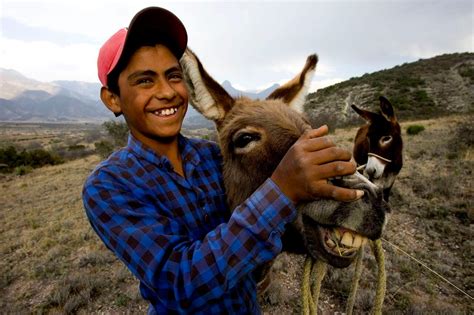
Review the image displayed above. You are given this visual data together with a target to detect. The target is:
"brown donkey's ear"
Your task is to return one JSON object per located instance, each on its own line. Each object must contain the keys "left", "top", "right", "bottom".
{"left": 180, "top": 48, "right": 234, "bottom": 122}
{"left": 351, "top": 104, "right": 377, "bottom": 122}
{"left": 266, "top": 54, "right": 318, "bottom": 114}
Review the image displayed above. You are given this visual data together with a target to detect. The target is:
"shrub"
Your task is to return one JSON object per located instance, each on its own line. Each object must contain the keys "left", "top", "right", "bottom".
{"left": 94, "top": 140, "right": 114, "bottom": 159}
{"left": 103, "top": 120, "right": 129, "bottom": 147}
{"left": 406, "top": 125, "right": 425, "bottom": 135}
{"left": 458, "top": 65, "right": 474, "bottom": 83}
{"left": 449, "top": 123, "right": 474, "bottom": 154}
{"left": 413, "top": 90, "right": 433, "bottom": 105}
{"left": 68, "top": 144, "right": 86, "bottom": 151}
{"left": 15, "top": 165, "right": 33, "bottom": 176}
{"left": 0, "top": 146, "right": 63, "bottom": 173}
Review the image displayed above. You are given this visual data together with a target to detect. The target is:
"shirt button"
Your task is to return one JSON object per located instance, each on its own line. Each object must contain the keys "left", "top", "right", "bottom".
{"left": 204, "top": 214, "right": 210, "bottom": 223}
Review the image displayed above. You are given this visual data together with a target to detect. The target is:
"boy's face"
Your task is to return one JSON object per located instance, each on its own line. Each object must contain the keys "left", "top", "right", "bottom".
{"left": 115, "top": 44, "right": 188, "bottom": 146}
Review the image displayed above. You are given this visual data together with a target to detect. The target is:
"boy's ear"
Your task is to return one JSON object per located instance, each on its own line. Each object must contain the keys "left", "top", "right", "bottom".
{"left": 100, "top": 87, "right": 122, "bottom": 116}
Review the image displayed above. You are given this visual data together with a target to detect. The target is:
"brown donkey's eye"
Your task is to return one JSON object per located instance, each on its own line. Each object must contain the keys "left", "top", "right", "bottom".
{"left": 233, "top": 133, "right": 261, "bottom": 149}
{"left": 380, "top": 136, "right": 393, "bottom": 146}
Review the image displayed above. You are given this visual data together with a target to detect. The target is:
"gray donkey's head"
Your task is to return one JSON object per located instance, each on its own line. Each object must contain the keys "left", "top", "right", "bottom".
{"left": 180, "top": 49, "right": 390, "bottom": 269}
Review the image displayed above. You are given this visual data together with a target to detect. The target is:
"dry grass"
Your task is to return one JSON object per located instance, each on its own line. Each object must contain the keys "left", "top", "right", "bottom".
{"left": 0, "top": 156, "right": 147, "bottom": 313}
{"left": 1, "top": 115, "right": 473, "bottom": 314}
{"left": 0, "top": 122, "right": 104, "bottom": 151}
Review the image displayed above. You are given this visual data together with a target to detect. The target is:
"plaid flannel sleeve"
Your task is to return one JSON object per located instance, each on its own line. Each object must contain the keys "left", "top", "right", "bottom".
{"left": 83, "top": 167, "right": 296, "bottom": 312}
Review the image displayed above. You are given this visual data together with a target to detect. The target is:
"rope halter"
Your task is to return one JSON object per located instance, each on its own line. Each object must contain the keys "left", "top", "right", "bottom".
{"left": 368, "top": 152, "right": 392, "bottom": 163}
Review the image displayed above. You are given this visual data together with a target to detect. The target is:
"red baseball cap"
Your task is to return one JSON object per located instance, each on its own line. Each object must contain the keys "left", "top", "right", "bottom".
{"left": 97, "top": 6, "right": 188, "bottom": 87}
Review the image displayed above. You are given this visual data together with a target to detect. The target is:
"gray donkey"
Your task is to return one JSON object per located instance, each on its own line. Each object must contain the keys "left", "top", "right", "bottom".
{"left": 180, "top": 49, "right": 390, "bottom": 292}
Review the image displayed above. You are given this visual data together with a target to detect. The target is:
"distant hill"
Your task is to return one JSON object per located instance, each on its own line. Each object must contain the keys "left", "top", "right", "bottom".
{"left": 305, "top": 52, "right": 474, "bottom": 129}
{"left": 53, "top": 80, "right": 102, "bottom": 101}
{"left": 0, "top": 68, "right": 60, "bottom": 99}
{"left": 3, "top": 53, "right": 472, "bottom": 126}
{"left": 222, "top": 80, "right": 279, "bottom": 99}
{"left": 0, "top": 69, "right": 278, "bottom": 125}
{"left": 0, "top": 69, "right": 108, "bottom": 122}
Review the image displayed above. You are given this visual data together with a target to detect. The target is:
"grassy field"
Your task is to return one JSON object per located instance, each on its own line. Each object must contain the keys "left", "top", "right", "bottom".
{"left": 1, "top": 115, "right": 472, "bottom": 314}
{"left": 0, "top": 122, "right": 104, "bottom": 151}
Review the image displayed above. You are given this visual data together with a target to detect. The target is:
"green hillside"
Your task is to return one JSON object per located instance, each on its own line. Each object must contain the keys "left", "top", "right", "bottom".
{"left": 306, "top": 52, "right": 474, "bottom": 129}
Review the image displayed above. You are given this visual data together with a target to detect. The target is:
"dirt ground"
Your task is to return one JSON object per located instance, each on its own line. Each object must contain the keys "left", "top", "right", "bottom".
{"left": 1, "top": 115, "right": 472, "bottom": 314}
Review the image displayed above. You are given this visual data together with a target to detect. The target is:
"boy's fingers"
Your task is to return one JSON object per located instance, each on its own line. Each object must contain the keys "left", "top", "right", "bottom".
{"left": 312, "top": 161, "right": 357, "bottom": 179}
{"left": 303, "top": 125, "right": 328, "bottom": 139}
{"left": 314, "top": 184, "right": 364, "bottom": 202}
{"left": 307, "top": 147, "right": 353, "bottom": 165}
{"left": 302, "top": 136, "right": 335, "bottom": 152}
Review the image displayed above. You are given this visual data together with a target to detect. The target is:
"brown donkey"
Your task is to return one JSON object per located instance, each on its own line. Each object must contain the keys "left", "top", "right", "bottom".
{"left": 352, "top": 97, "right": 403, "bottom": 202}
{"left": 180, "top": 49, "right": 390, "bottom": 283}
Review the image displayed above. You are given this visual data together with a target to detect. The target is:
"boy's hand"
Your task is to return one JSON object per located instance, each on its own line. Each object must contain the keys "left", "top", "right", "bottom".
{"left": 271, "top": 125, "right": 363, "bottom": 204}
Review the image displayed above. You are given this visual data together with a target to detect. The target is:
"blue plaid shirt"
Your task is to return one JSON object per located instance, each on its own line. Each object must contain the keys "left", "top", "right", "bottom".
{"left": 83, "top": 134, "right": 297, "bottom": 314}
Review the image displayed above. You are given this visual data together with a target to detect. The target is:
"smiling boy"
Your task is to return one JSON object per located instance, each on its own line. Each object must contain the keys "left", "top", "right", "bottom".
{"left": 83, "top": 6, "right": 361, "bottom": 314}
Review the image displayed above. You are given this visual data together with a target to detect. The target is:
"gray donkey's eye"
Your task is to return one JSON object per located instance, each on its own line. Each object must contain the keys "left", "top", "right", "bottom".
{"left": 233, "top": 133, "right": 261, "bottom": 149}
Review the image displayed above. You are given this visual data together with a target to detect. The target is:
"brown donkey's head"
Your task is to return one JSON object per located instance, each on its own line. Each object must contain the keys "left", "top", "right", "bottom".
{"left": 181, "top": 49, "right": 389, "bottom": 268}
{"left": 352, "top": 96, "right": 403, "bottom": 202}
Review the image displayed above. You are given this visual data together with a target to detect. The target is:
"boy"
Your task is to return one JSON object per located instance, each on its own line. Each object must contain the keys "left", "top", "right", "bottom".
{"left": 83, "top": 6, "right": 362, "bottom": 314}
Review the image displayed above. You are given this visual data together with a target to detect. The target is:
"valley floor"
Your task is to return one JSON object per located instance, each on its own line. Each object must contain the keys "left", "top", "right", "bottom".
{"left": 1, "top": 115, "right": 472, "bottom": 314}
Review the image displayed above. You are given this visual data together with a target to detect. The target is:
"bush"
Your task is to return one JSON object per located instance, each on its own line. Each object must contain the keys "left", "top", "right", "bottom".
{"left": 103, "top": 120, "right": 129, "bottom": 147}
{"left": 406, "top": 125, "right": 425, "bottom": 135}
{"left": 15, "top": 165, "right": 33, "bottom": 176}
{"left": 94, "top": 140, "right": 114, "bottom": 159}
{"left": 458, "top": 65, "right": 474, "bottom": 83}
{"left": 68, "top": 144, "right": 86, "bottom": 151}
{"left": 0, "top": 146, "right": 63, "bottom": 173}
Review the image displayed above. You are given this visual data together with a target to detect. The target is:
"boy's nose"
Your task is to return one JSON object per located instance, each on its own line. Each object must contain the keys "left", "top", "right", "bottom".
{"left": 155, "top": 82, "right": 177, "bottom": 100}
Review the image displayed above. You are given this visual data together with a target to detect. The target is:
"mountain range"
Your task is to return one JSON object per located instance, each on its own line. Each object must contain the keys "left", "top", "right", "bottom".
{"left": 0, "top": 69, "right": 108, "bottom": 122}
{"left": 1, "top": 52, "right": 472, "bottom": 127}
{"left": 0, "top": 68, "right": 277, "bottom": 126}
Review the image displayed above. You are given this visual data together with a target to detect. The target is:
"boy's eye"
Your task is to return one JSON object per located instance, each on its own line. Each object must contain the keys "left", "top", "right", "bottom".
{"left": 168, "top": 72, "right": 183, "bottom": 81}
{"left": 136, "top": 77, "right": 153, "bottom": 85}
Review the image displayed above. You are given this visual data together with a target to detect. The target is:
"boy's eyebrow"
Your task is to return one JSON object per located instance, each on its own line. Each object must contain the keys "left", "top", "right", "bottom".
{"left": 127, "top": 70, "right": 157, "bottom": 81}
{"left": 127, "top": 65, "right": 182, "bottom": 81}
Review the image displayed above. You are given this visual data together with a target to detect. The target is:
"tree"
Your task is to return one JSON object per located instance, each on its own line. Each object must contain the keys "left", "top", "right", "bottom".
{"left": 103, "top": 120, "right": 129, "bottom": 147}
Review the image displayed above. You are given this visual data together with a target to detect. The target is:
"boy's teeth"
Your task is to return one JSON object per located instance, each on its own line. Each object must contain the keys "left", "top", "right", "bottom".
{"left": 154, "top": 108, "right": 177, "bottom": 116}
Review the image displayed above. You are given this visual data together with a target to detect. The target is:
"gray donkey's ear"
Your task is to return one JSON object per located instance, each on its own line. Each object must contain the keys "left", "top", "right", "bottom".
{"left": 266, "top": 54, "right": 318, "bottom": 114}
{"left": 180, "top": 48, "right": 234, "bottom": 122}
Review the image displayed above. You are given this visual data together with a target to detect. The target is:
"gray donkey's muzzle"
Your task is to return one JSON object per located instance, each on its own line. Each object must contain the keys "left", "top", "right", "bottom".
{"left": 295, "top": 172, "right": 390, "bottom": 268}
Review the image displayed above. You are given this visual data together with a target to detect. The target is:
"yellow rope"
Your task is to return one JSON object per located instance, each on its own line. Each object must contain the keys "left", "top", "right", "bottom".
{"left": 371, "top": 239, "right": 386, "bottom": 315}
{"left": 311, "top": 259, "right": 327, "bottom": 313}
{"left": 345, "top": 247, "right": 364, "bottom": 315}
{"left": 302, "top": 255, "right": 315, "bottom": 315}
{"left": 300, "top": 240, "right": 386, "bottom": 315}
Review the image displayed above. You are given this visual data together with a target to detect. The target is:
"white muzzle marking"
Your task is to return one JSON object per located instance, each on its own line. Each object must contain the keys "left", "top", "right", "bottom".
{"left": 365, "top": 156, "right": 386, "bottom": 179}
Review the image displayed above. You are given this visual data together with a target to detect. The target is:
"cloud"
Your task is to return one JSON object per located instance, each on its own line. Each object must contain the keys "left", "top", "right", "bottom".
{"left": 1, "top": 17, "right": 97, "bottom": 45}
{"left": 0, "top": 0, "right": 472, "bottom": 87}
{"left": 0, "top": 38, "right": 98, "bottom": 82}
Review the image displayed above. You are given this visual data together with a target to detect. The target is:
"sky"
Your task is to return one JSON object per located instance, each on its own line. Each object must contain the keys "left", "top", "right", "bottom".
{"left": 1, "top": 0, "right": 473, "bottom": 92}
